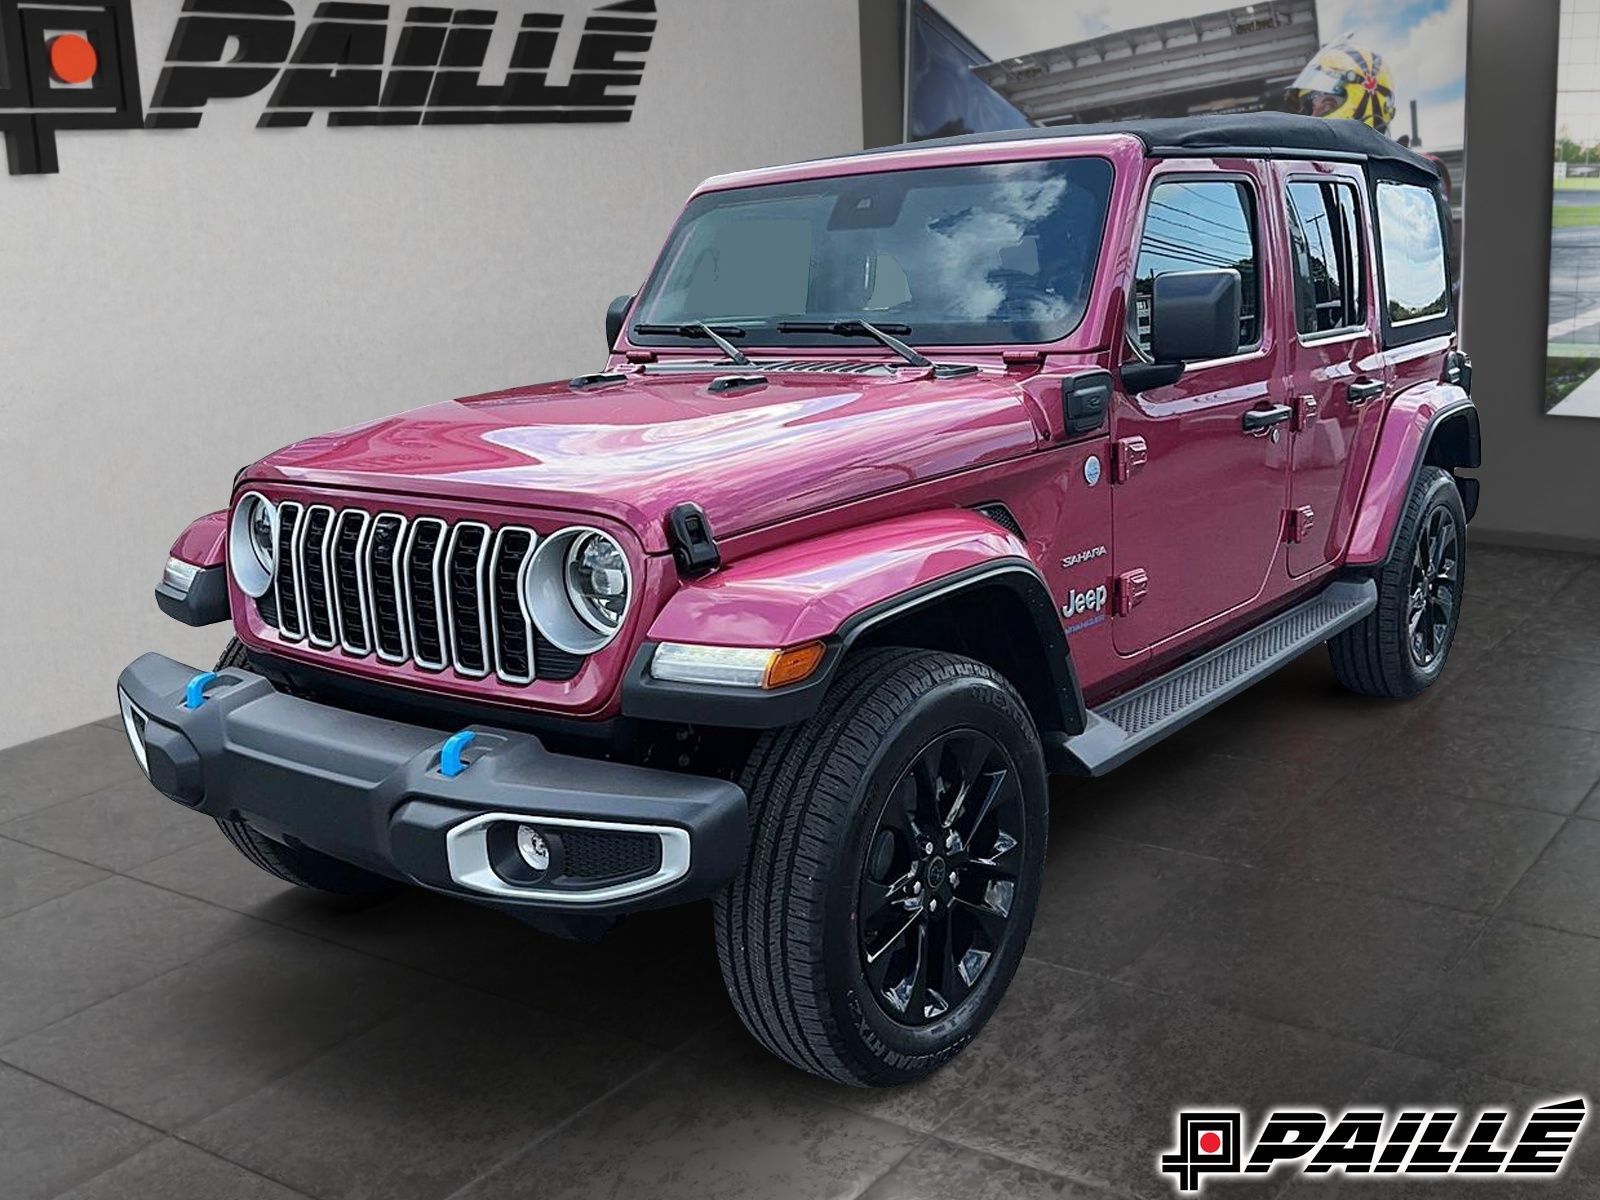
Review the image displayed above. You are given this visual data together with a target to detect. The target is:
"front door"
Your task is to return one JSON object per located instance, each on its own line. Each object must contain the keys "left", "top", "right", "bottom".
{"left": 1112, "top": 168, "right": 1292, "bottom": 656}
{"left": 1279, "top": 168, "right": 1388, "bottom": 576}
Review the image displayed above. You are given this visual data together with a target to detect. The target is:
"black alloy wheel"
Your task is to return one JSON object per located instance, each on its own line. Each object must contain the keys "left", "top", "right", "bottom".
{"left": 857, "top": 729, "right": 1025, "bottom": 1026}
{"left": 1407, "top": 505, "right": 1460, "bottom": 669}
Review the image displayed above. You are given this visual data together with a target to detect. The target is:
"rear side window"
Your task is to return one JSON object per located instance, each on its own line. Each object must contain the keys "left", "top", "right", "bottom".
{"left": 1285, "top": 181, "right": 1365, "bottom": 335}
{"left": 1375, "top": 182, "right": 1449, "bottom": 325}
{"left": 1132, "top": 179, "right": 1260, "bottom": 355}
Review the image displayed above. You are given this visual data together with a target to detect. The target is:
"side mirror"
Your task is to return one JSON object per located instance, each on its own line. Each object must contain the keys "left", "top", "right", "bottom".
{"left": 606, "top": 294, "right": 634, "bottom": 351}
{"left": 1123, "top": 268, "right": 1242, "bottom": 391}
{"left": 1151, "top": 268, "right": 1241, "bottom": 362}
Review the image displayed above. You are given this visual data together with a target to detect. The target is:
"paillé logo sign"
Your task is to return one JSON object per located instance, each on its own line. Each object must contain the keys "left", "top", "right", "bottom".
{"left": 0, "top": 0, "right": 656, "bottom": 175}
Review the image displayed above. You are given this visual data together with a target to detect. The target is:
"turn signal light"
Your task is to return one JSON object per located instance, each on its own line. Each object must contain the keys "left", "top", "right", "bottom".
{"left": 764, "top": 641, "right": 826, "bottom": 689}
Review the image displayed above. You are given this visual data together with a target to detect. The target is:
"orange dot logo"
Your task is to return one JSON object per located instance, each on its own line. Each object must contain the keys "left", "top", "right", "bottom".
{"left": 48, "top": 33, "right": 98, "bottom": 86}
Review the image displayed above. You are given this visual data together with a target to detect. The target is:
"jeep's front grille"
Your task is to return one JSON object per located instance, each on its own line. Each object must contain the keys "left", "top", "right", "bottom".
{"left": 259, "top": 506, "right": 583, "bottom": 684}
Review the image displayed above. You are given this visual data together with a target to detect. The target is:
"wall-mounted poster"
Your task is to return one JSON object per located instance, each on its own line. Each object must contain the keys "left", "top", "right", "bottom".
{"left": 1547, "top": 0, "right": 1600, "bottom": 417}
{"left": 907, "top": 0, "right": 1467, "bottom": 281}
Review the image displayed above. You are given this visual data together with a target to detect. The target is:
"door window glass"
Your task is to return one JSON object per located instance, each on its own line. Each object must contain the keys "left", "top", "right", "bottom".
{"left": 1285, "top": 180, "right": 1366, "bottom": 335}
{"left": 1132, "top": 179, "right": 1260, "bottom": 355}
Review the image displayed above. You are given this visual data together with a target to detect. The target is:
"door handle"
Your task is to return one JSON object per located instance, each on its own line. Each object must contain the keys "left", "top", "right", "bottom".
{"left": 1242, "top": 404, "right": 1293, "bottom": 434}
{"left": 1348, "top": 378, "right": 1385, "bottom": 406}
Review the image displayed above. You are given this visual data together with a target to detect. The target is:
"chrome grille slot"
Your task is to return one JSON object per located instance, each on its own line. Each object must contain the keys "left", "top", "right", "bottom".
{"left": 366, "top": 514, "right": 408, "bottom": 662}
{"left": 489, "top": 527, "right": 537, "bottom": 684}
{"left": 271, "top": 501, "right": 303, "bottom": 639}
{"left": 300, "top": 506, "right": 337, "bottom": 648}
{"left": 443, "top": 522, "right": 491, "bottom": 677}
{"left": 404, "top": 518, "right": 448, "bottom": 671}
{"left": 254, "top": 504, "right": 599, "bottom": 687}
{"left": 332, "top": 510, "right": 371, "bottom": 656}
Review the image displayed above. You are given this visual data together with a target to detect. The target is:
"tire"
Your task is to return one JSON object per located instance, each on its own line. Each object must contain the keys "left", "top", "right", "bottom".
{"left": 714, "top": 647, "right": 1048, "bottom": 1087}
{"left": 1329, "top": 466, "right": 1467, "bottom": 698}
{"left": 211, "top": 640, "right": 396, "bottom": 898}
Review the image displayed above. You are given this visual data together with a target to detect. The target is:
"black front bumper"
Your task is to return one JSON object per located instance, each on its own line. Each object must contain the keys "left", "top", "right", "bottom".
{"left": 115, "top": 653, "right": 748, "bottom": 918}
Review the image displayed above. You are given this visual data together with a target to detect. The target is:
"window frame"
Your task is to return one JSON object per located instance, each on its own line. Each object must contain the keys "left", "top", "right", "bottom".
{"left": 1125, "top": 169, "right": 1267, "bottom": 367}
{"left": 1282, "top": 174, "right": 1371, "bottom": 345}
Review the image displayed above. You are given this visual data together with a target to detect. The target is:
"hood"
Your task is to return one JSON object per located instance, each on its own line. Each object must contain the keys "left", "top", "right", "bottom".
{"left": 248, "top": 367, "right": 1042, "bottom": 552}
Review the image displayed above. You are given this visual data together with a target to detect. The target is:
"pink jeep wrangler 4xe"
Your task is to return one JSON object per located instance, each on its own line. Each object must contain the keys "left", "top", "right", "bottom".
{"left": 119, "top": 113, "right": 1477, "bottom": 1087}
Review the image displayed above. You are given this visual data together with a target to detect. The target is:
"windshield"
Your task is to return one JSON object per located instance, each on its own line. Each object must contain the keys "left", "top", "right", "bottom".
{"left": 631, "top": 157, "right": 1115, "bottom": 348}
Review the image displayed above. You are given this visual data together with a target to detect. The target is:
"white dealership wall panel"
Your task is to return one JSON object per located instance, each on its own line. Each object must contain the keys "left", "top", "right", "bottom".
{"left": 0, "top": 0, "right": 863, "bottom": 750}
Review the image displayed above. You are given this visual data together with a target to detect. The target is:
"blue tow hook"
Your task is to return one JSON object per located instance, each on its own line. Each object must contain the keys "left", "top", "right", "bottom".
{"left": 183, "top": 672, "right": 220, "bottom": 710}
{"left": 439, "top": 730, "right": 477, "bottom": 778}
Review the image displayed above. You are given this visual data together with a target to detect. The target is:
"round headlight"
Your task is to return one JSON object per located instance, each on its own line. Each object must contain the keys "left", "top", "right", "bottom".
{"left": 565, "top": 532, "right": 628, "bottom": 633}
{"left": 525, "top": 527, "right": 632, "bottom": 655}
{"left": 247, "top": 502, "right": 275, "bottom": 571}
{"left": 229, "top": 492, "right": 278, "bottom": 599}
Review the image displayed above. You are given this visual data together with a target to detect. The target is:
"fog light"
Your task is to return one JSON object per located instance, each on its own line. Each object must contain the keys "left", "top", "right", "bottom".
{"left": 515, "top": 825, "right": 551, "bottom": 873}
{"left": 117, "top": 689, "right": 149, "bottom": 776}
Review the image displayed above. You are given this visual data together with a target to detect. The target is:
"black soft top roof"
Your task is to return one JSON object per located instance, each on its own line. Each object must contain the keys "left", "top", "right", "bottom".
{"left": 861, "top": 113, "right": 1442, "bottom": 186}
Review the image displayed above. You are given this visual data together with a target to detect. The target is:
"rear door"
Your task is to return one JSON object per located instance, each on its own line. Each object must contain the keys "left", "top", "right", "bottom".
{"left": 1279, "top": 166, "right": 1388, "bottom": 575}
{"left": 1111, "top": 164, "right": 1292, "bottom": 655}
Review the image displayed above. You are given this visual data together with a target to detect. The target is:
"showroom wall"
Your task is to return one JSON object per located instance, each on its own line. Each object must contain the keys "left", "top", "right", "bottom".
{"left": 0, "top": 0, "right": 862, "bottom": 750}
{"left": 1459, "top": 0, "right": 1600, "bottom": 553}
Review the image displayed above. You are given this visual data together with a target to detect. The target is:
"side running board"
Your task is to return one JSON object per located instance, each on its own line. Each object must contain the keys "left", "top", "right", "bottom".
{"left": 1050, "top": 578, "right": 1378, "bottom": 777}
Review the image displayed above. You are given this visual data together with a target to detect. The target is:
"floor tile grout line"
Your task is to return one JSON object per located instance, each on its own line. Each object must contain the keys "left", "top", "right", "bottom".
{"left": 55, "top": 1136, "right": 322, "bottom": 1200}
{"left": 0, "top": 833, "right": 113, "bottom": 921}
{"left": 929, "top": 1116, "right": 1176, "bottom": 1199}
{"left": 840, "top": 1133, "right": 935, "bottom": 1200}
{"left": 1379, "top": 800, "right": 1584, "bottom": 1058}
{"left": 850, "top": 1130, "right": 1144, "bottom": 1200}
{"left": 0, "top": 943, "right": 451, "bottom": 1141}
{"left": 8, "top": 837, "right": 777, "bottom": 1066}
{"left": 434, "top": 1046, "right": 679, "bottom": 1200}
{"left": 0, "top": 775, "right": 151, "bottom": 836}
{"left": 924, "top": 1131, "right": 1146, "bottom": 1199}
{"left": 1098, "top": 966, "right": 1434, "bottom": 1061}
{"left": 919, "top": 967, "right": 1108, "bottom": 1144}
{"left": 3, "top": 1057, "right": 312, "bottom": 1200}
{"left": 0, "top": 816, "right": 221, "bottom": 878}
{"left": 0, "top": 918, "right": 284, "bottom": 1058}
{"left": 1060, "top": 826, "right": 1568, "bottom": 928}
{"left": 87, "top": 861, "right": 506, "bottom": 991}
{"left": 159, "top": 1131, "right": 327, "bottom": 1200}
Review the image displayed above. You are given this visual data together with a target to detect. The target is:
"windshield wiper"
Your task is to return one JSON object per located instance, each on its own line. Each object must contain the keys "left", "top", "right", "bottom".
{"left": 776, "top": 319, "right": 931, "bottom": 369}
{"left": 632, "top": 322, "right": 752, "bottom": 367}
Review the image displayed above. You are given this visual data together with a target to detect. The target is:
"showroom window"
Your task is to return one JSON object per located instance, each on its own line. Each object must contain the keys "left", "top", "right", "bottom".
{"left": 1375, "top": 181, "right": 1450, "bottom": 325}
{"left": 1131, "top": 179, "right": 1261, "bottom": 355}
{"left": 1286, "top": 180, "right": 1366, "bottom": 336}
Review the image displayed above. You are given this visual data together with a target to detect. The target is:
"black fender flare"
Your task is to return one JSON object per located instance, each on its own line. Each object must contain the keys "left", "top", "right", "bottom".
{"left": 622, "top": 560, "right": 1087, "bottom": 735}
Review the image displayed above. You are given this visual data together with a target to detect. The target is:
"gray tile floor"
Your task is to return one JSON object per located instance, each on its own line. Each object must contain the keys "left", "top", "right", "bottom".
{"left": 2, "top": 546, "right": 1598, "bottom": 1200}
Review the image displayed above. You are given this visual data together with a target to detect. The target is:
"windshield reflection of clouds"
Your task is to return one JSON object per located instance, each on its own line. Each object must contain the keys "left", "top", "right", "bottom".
{"left": 903, "top": 175, "right": 1074, "bottom": 324}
